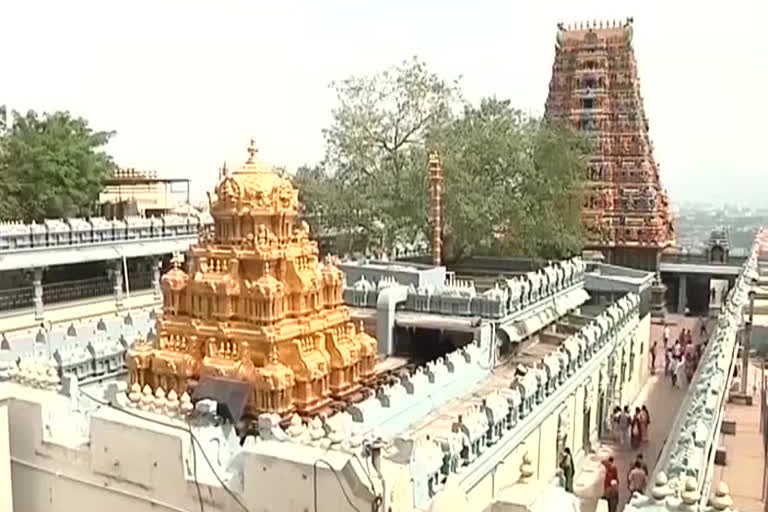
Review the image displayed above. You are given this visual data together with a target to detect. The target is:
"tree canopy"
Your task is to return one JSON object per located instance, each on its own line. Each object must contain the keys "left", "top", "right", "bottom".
{"left": 0, "top": 108, "right": 115, "bottom": 221}
{"left": 297, "top": 60, "right": 591, "bottom": 262}
{"left": 321, "top": 57, "right": 462, "bottom": 253}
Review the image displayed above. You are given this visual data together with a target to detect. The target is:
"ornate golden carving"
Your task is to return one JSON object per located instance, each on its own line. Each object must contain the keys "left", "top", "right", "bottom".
{"left": 127, "top": 141, "right": 377, "bottom": 416}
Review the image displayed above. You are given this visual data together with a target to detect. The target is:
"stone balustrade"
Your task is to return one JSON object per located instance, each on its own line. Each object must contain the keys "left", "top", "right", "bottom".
{"left": 0, "top": 213, "right": 212, "bottom": 251}
{"left": 253, "top": 291, "right": 639, "bottom": 510}
{"left": 0, "top": 309, "right": 156, "bottom": 384}
{"left": 344, "top": 256, "right": 587, "bottom": 320}
{"left": 625, "top": 232, "right": 762, "bottom": 512}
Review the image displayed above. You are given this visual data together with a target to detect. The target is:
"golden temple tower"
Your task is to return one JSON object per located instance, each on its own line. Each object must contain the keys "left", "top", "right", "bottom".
{"left": 127, "top": 141, "right": 377, "bottom": 416}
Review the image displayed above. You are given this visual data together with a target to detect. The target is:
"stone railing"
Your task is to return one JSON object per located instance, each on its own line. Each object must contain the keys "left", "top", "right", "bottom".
{"left": 0, "top": 213, "right": 213, "bottom": 251}
{"left": 0, "top": 271, "right": 156, "bottom": 313}
{"left": 0, "top": 309, "right": 156, "bottom": 384}
{"left": 344, "top": 257, "right": 587, "bottom": 320}
{"left": 253, "top": 291, "right": 639, "bottom": 510}
{"left": 626, "top": 233, "right": 761, "bottom": 512}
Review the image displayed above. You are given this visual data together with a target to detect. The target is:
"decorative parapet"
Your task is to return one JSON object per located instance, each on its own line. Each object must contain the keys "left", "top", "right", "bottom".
{"left": 626, "top": 233, "right": 761, "bottom": 512}
{"left": 257, "top": 291, "right": 640, "bottom": 510}
{"left": 0, "top": 213, "right": 211, "bottom": 251}
{"left": 344, "top": 256, "right": 587, "bottom": 320}
{"left": 2, "top": 310, "right": 155, "bottom": 386}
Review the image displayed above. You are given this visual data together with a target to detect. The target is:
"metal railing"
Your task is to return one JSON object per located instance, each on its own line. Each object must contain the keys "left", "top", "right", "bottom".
{"left": 0, "top": 286, "right": 34, "bottom": 311}
{"left": 660, "top": 252, "right": 747, "bottom": 266}
{"left": 0, "top": 271, "right": 157, "bottom": 312}
{"left": 42, "top": 276, "right": 114, "bottom": 304}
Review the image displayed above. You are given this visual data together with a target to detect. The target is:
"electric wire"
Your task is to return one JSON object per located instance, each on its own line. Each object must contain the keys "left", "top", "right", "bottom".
{"left": 313, "top": 458, "right": 362, "bottom": 512}
{"left": 188, "top": 421, "right": 205, "bottom": 512}
{"left": 78, "top": 389, "right": 251, "bottom": 512}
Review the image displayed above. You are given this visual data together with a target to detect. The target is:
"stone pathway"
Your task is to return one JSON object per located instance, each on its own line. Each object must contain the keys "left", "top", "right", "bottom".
{"left": 710, "top": 361, "right": 767, "bottom": 511}
{"left": 574, "top": 314, "right": 704, "bottom": 511}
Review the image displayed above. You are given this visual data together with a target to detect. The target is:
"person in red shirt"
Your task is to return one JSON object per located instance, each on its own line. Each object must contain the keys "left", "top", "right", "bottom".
{"left": 602, "top": 456, "right": 620, "bottom": 512}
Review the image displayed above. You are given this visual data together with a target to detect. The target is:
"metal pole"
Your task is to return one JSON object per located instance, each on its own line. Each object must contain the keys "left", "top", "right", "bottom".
{"left": 122, "top": 254, "right": 131, "bottom": 314}
{"left": 742, "top": 289, "right": 755, "bottom": 395}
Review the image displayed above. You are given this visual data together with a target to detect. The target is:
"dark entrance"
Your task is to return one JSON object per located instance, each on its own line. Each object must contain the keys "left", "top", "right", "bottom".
{"left": 583, "top": 407, "right": 592, "bottom": 453}
{"left": 393, "top": 326, "right": 474, "bottom": 367}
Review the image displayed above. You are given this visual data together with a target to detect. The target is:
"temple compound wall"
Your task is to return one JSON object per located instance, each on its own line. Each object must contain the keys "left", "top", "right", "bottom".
{"left": 0, "top": 288, "right": 649, "bottom": 512}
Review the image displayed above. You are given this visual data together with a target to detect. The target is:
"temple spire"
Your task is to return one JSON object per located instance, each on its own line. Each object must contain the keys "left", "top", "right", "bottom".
{"left": 246, "top": 139, "right": 258, "bottom": 164}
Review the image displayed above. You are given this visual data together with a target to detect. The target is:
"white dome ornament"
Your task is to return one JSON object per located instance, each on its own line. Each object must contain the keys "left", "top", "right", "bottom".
{"left": 711, "top": 482, "right": 733, "bottom": 511}
{"left": 180, "top": 392, "right": 193, "bottom": 416}
{"left": 140, "top": 385, "right": 153, "bottom": 411}
{"left": 153, "top": 387, "right": 167, "bottom": 414}
{"left": 128, "top": 383, "right": 141, "bottom": 407}
{"left": 166, "top": 389, "right": 180, "bottom": 417}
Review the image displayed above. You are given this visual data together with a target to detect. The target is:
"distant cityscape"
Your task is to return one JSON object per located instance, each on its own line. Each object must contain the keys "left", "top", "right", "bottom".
{"left": 674, "top": 201, "right": 768, "bottom": 254}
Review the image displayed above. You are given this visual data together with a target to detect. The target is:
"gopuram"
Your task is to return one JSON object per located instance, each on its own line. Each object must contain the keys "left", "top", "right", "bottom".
{"left": 126, "top": 141, "right": 377, "bottom": 416}
{"left": 544, "top": 19, "right": 675, "bottom": 272}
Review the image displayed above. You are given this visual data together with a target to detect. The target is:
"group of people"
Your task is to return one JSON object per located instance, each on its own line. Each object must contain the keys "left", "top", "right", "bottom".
{"left": 659, "top": 322, "right": 707, "bottom": 388}
{"left": 611, "top": 405, "right": 651, "bottom": 450}
{"left": 602, "top": 453, "right": 649, "bottom": 512}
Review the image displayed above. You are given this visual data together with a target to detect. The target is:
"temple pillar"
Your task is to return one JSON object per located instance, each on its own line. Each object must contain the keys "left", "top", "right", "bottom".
{"left": 111, "top": 260, "right": 124, "bottom": 311}
{"left": 152, "top": 256, "right": 162, "bottom": 302}
{"left": 650, "top": 251, "right": 667, "bottom": 323}
{"left": 32, "top": 267, "right": 44, "bottom": 322}
{"left": 677, "top": 274, "right": 688, "bottom": 314}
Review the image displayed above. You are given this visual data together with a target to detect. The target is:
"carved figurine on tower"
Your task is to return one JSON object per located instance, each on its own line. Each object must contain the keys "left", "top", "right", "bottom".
{"left": 545, "top": 18, "right": 675, "bottom": 272}
{"left": 127, "top": 141, "right": 377, "bottom": 416}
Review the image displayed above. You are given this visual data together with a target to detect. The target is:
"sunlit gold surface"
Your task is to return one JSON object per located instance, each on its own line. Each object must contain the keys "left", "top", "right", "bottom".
{"left": 127, "top": 141, "right": 377, "bottom": 416}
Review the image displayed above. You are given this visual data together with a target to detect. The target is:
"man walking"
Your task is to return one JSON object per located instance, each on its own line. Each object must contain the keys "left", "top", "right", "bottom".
{"left": 650, "top": 341, "right": 657, "bottom": 374}
{"left": 663, "top": 324, "right": 670, "bottom": 347}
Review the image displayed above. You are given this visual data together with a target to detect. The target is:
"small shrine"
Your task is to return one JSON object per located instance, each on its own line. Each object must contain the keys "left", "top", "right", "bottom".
{"left": 127, "top": 141, "right": 377, "bottom": 416}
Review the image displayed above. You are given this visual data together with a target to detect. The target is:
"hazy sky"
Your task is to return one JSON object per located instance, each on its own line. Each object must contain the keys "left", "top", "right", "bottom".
{"left": 3, "top": 1, "right": 767, "bottom": 204}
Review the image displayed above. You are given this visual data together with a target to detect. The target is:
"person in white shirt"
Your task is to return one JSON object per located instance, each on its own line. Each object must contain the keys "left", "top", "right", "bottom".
{"left": 663, "top": 325, "right": 670, "bottom": 347}
{"left": 675, "top": 358, "right": 686, "bottom": 388}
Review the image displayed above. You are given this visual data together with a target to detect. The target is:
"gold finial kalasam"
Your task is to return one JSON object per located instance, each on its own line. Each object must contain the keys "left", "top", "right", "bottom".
{"left": 246, "top": 139, "right": 258, "bottom": 164}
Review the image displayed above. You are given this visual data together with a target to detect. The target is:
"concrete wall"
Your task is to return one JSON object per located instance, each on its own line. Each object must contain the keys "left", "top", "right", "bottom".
{"left": 0, "top": 396, "right": 12, "bottom": 512}
{"left": 4, "top": 387, "right": 378, "bottom": 512}
{"left": 461, "top": 316, "right": 652, "bottom": 512}
{"left": 463, "top": 377, "right": 602, "bottom": 512}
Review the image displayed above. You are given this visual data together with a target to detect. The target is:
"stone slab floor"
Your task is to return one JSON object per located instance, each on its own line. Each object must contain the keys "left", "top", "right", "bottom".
{"left": 710, "top": 360, "right": 767, "bottom": 512}
{"left": 575, "top": 314, "right": 701, "bottom": 511}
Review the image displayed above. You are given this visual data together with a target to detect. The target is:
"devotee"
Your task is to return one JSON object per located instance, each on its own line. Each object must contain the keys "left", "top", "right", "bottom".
{"left": 602, "top": 457, "right": 620, "bottom": 512}
{"left": 663, "top": 324, "right": 670, "bottom": 347}
{"left": 560, "top": 447, "right": 575, "bottom": 492}
{"left": 631, "top": 407, "right": 642, "bottom": 449}
{"left": 620, "top": 406, "right": 632, "bottom": 448}
{"left": 640, "top": 406, "right": 651, "bottom": 443}
{"left": 675, "top": 357, "right": 686, "bottom": 388}
{"left": 612, "top": 407, "right": 622, "bottom": 443}
{"left": 627, "top": 461, "right": 648, "bottom": 494}
{"left": 633, "top": 453, "right": 649, "bottom": 475}
{"left": 650, "top": 341, "right": 657, "bottom": 374}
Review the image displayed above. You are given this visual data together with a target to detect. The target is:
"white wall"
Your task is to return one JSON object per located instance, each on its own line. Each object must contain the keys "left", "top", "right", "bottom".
{"left": 0, "top": 395, "right": 13, "bottom": 512}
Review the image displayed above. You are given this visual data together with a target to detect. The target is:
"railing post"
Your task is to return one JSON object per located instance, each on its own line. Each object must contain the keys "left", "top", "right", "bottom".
{"left": 111, "top": 259, "right": 124, "bottom": 311}
{"left": 32, "top": 267, "right": 44, "bottom": 322}
{"left": 677, "top": 274, "right": 688, "bottom": 314}
{"left": 152, "top": 256, "right": 162, "bottom": 302}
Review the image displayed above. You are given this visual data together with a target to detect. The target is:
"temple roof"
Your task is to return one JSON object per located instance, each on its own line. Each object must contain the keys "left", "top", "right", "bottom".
{"left": 212, "top": 140, "right": 297, "bottom": 214}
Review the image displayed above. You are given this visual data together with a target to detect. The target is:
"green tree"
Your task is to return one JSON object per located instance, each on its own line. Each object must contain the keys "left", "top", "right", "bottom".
{"left": 0, "top": 109, "right": 115, "bottom": 221}
{"left": 431, "top": 98, "right": 589, "bottom": 262}
{"left": 322, "top": 56, "right": 462, "bottom": 253}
